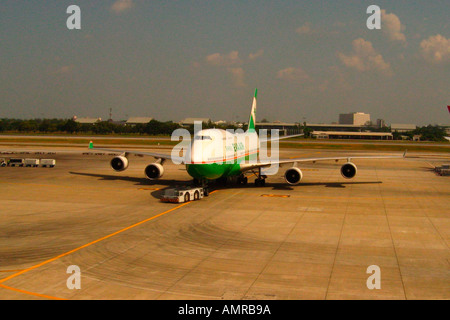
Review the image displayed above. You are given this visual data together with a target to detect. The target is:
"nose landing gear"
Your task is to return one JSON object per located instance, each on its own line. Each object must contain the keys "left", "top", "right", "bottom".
{"left": 193, "top": 178, "right": 210, "bottom": 196}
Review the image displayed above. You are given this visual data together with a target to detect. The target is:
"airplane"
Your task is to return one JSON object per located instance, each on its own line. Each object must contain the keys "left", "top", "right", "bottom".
{"left": 88, "top": 89, "right": 405, "bottom": 194}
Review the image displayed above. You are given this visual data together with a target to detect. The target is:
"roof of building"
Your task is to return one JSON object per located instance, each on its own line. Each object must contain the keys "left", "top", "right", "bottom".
{"left": 179, "top": 118, "right": 211, "bottom": 124}
{"left": 256, "top": 122, "right": 298, "bottom": 127}
{"left": 312, "top": 131, "right": 393, "bottom": 136}
{"left": 74, "top": 117, "right": 102, "bottom": 124}
{"left": 390, "top": 124, "right": 416, "bottom": 130}
{"left": 306, "top": 123, "right": 363, "bottom": 127}
{"left": 125, "top": 117, "right": 153, "bottom": 124}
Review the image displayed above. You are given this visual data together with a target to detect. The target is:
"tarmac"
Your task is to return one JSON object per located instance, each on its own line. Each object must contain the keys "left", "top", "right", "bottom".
{"left": 0, "top": 146, "right": 449, "bottom": 300}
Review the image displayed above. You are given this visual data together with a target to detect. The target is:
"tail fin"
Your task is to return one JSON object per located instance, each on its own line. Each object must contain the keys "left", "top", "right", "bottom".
{"left": 247, "top": 88, "right": 257, "bottom": 132}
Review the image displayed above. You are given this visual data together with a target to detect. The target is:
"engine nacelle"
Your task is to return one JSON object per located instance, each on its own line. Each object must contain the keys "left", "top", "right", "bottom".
{"left": 284, "top": 167, "right": 303, "bottom": 185}
{"left": 341, "top": 162, "right": 357, "bottom": 179}
{"left": 145, "top": 163, "right": 164, "bottom": 180}
{"left": 110, "top": 156, "right": 129, "bottom": 172}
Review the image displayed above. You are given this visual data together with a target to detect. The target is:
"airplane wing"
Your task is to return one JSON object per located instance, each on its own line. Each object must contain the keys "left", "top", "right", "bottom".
{"left": 240, "top": 150, "right": 407, "bottom": 171}
{"left": 88, "top": 141, "right": 185, "bottom": 164}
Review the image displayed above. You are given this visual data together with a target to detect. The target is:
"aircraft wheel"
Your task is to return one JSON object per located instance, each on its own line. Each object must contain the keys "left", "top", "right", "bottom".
{"left": 255, "top": 178, "right": 265, "bottom": 187}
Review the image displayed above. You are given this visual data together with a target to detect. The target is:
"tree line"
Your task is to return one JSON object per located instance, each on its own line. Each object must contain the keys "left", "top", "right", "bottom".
{"left": 392, "top": 125, "right": 447, "bottom": 142}
{"left": 0, "top": 118, "right": 239, "bottom": 135}
{"left": 0, "top": 118, "right": 447, "bottom": 141}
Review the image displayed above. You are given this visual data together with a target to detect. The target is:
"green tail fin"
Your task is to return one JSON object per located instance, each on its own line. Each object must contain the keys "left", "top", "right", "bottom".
{"left": 247, "top": 88, "right": 257, "bottom": 132}
{"left": 88, "top": 141, "right": 93, "bottom": 149}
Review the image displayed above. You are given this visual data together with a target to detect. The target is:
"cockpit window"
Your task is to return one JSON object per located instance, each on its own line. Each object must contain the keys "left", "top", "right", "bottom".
{"left": 195, "top": 136, "right": 212, "bottom": 140}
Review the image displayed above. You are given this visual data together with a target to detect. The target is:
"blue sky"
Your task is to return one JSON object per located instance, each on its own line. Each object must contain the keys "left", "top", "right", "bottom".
{"left": 0, "top": 0, "right": 449, "bottom": 125}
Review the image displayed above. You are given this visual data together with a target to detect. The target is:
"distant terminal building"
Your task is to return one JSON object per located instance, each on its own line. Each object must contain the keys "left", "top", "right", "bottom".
{"left": 390, "top": 123, "right": 416, "bottom": 133}
{"left": 256, "top": 121, "right": 301, "bottom": 135}
{"left": 179, "top": 118, "right": 211, "bottom": 127}
{"left": 312, "top": 131, "right": 393, "bottom": 140}
{"left": 305, "top": 123, "right": 364, "bottom": 132}
{"left": 73, "top": 116, "right": 102, "bottom": 124}
{"left": 376, "top": 119, "right": 386, "bottom": 128}
{"left": 125, "top": 117, "right": 153, "bottom": 126}
{"left": 214, "top": 120, "right": 227, "bottom": 126}
{"left": 339, "top": 112, "right": 371, "bottom": 126}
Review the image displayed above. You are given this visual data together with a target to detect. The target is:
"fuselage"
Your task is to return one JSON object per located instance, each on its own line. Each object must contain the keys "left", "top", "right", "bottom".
{"left": 185, "top": 129, "right": 259, "bottom": 180}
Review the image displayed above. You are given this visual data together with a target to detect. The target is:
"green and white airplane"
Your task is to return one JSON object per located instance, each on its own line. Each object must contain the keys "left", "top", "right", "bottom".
{"left": 89, "top": 89, "right": 405, "bottom": 189}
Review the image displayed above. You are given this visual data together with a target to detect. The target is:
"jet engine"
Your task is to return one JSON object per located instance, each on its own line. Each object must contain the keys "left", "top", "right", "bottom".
{"left": 284, "top": 167, "right": 303, "bottom": 185}
{"left": 145, "top": 163, "right": 164, "bottom": 180}
{"left": 110, "top": 156, "right": 129, "bottom": 172}
{"left": 340, "top": 162, "right": 357, "bottom": 179}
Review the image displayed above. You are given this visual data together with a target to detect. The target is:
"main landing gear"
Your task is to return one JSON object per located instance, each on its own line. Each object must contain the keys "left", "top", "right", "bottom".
{"left": 235, "top": 168, "right": 267, "bottom": 187}
{"left": 254, "top": 177, "right": 266, "bottom": 187}
{"left": 251, "top": 168, "right": 267, "bottom": 187}
{"left": 237, "top": 175, "right": 248, "bottom": 185}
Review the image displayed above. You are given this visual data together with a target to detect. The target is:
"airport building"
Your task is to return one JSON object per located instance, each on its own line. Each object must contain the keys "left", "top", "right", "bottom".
{"left": 312, "top": 131, "right": 393, "bottom": 140}
{"left": 125, "top": 117, "right": 153, "bottom": 126}
{"left": 73, "top": 116, "right": 102, "bottom": 124}
{"left": 256, "top": 122, "right": 302, "bottom": 135}
{"left": 390, "top": 123, "right": 416, "bottom": 133}
{"left": 179, "top": 118, "right": 211, "bottom": 127}
{"left": 305, "top": 123, "right": 365, "bottom": 132}
{"left": 339, "top": 112, "right": 371, "bottom": 126}
{"left": 376, "top": 119, "right": 386, "bottom": 128}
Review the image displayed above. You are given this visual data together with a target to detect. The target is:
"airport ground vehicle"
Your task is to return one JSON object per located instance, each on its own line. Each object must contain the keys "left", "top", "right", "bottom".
{"left": 160, "top": 186, "right": 205, "bottom": 203}
{"left": 9, "top": 158, "right": 24, "bottom": 167}
{"left": 41, "top": 159, "right": 56, "bottom": 168}
{"left": 24, "top": 159, "right": 40, "bottom": 167}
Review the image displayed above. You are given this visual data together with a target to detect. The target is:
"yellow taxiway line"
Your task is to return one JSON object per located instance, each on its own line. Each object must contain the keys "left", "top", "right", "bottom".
{"left": 0, "top": 197, "right": 209, "bottom": 298}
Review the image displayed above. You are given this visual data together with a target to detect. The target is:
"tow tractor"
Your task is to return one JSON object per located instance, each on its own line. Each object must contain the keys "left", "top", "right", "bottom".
{"left": 160, "top": 186, "right": 207, "bottom": 203}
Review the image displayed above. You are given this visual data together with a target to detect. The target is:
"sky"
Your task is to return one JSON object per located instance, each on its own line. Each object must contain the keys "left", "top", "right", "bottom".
{"left": 0, "top": 0, "right": 449, "bottom": 126}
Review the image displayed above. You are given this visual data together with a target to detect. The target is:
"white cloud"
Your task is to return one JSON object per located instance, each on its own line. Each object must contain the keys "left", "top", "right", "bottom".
{"left": 420, "top": 34, "right": 450, "bottom": 63}
{"left": 205, "top": 51, "right": 242, "bottom": 67}
{"left": 111, "top": 0, "right": 134, "bottom": 14}
{"left": 227, "top": 67, "right": 246, "bottom": 87}
{"left": 381, "top": 10, "right": 406, "bottom": 43}
{"left": 338, "top": 38, "right": 393, "bottom": 76}
{"left": 276, "top": 67, "right": 309, "bottom": 82}
{"left": 295, "top": 22, "right": 312, "bottom": 35}
{"left": 248, "top": 49, "right": 264, "bottom": 60}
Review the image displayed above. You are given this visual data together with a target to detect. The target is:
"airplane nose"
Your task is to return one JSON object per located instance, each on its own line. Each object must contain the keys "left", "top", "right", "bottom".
{"left": 189, "top": 141, "right": 201, "bottom": 164}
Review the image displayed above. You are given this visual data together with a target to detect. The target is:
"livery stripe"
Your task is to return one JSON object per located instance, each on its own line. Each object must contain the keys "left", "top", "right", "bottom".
{"left": 187, "top": 151, "right": 259, "bottom": 164}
